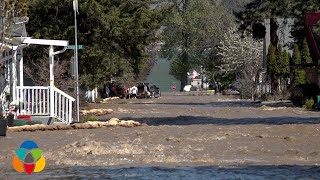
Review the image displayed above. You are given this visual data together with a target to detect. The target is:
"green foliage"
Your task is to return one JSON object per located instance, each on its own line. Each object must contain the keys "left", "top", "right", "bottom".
{"left": 303, "top": 99, "right": 314, "bottom": 110}
{"left": 301, "top": 38, "right": 313, "bottom": 64}
{"left": 292, "top": 44, "right": 301, "bottom": 65}
{"left": 25, "top": 0, "right": 160, "bottom": 89}
{"left": 278, "top": 49, "right": 290, "bottom": 78}
{"left": 81, "top": 115, "right": 97, "bottom": 123}
{"left": 95, "top": 97, "right": 103, "bottom": 103}
{"left": 162, "top": 0, "right": 234, "bottom": 90}
{"left": 292, "top": 43, "right": 308, "bottom": 86}
{"left": 267, "top": 44, "right": 277, "bottom": 75}
{"left": 293, "top": 68, "right": 308, "bottom": 86}
{"left": 275, "top": 45, "right": 283, "bottom": 75}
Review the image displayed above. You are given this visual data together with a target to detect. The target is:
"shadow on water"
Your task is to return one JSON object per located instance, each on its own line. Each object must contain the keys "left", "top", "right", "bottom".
{"left": 3, "top": 165, "right": 320, "bottom": 179}
{"left": 122, "top": 116, "right": 320, "bottom": 126}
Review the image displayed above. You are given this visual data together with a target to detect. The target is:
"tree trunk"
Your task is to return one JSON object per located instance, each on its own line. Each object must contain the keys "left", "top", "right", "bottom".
{"left": 271, "top": 75, "right": 279, "bottom": 95}
{"left": 180, "top": 72, "right": 188, "bottom": 91}
{"left": 270, "top": 18, "right": 278, "bottom": 47}
{"left": 179, "top": 0, "right": 189, "bottom": 92}
{"left": 270, "top": 18, "right": 279, "bottom": 95}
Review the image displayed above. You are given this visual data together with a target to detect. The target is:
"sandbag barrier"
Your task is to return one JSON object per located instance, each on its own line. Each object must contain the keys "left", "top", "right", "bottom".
{"left": 80, "top": 108, "right": 113, "bottom": 116}
{"left": 7, "top": 118, "right": 143, "bottom": 133}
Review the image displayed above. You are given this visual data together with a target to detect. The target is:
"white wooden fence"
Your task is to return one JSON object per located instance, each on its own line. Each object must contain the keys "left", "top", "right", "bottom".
{"left": 15, "top": 86, "right": 75, "bottom": 124}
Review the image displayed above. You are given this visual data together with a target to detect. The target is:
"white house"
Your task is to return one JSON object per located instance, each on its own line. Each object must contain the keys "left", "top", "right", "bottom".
{"left": 0, "top": 17, "right": 75, "bottom": 124}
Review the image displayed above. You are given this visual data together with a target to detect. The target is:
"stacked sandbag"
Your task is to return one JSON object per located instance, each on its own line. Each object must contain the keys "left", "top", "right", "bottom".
{"left": 80, "top": 108, "right": 113, "bottom": 116}
{"left": 8, "top": 118, "right": 142, "bottom": 132}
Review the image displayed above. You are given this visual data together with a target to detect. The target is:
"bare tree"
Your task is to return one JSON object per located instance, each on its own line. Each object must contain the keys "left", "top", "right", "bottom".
{"left": 0, "top": 0, "right": 28, "bottom": 53}
{"left": 218, "top": 26, "right": 263, "bottom": 100}
{"left": 24, "top": 57, "right": 74, "bottom": 95}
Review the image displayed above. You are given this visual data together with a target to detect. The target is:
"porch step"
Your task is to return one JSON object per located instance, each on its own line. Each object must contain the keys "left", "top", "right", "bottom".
{"left": 29, "top": 116, "right": 52, "bottom": 125}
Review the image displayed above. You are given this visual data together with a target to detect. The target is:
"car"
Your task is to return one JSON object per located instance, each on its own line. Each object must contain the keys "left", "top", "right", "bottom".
{"left": 135, "top": 83, "right": 161, "bottom": 98}
{"left": 149, "top": 85, "right": 161, "bottom": 98}
{"left": 136, "top": 83, "right": 151, "bottom": 98}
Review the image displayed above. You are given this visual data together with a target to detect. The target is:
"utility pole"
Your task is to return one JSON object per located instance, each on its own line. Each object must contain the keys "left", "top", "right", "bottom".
{"left": 73, "top": 0, "right": 80, "bottom": 122}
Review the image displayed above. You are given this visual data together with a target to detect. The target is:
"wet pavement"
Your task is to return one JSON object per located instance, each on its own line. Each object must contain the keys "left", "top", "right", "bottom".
{"left": 1, "top": 93, "right": 320, "bottom": 179}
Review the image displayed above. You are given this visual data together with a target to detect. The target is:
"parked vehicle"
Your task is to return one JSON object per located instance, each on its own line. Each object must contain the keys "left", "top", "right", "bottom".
{"left": 149, "top": 85, "right": 161, "bottom": 98}
{"left": 136, "top": 83, "right": 150, "bottom": 98}
{"left": 135, "top": 83, "right": 161, "bottom": 98}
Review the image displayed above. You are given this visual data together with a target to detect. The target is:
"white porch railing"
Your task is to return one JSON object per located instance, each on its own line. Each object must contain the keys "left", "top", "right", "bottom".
{"left": 53, "top": 87, "right": 75, "bottom": 124}
{"left": 16, "top": 86, "right": 49, "bottom": 116}
{"left": 16, "top": 86, "right": 75, "bottom": 124}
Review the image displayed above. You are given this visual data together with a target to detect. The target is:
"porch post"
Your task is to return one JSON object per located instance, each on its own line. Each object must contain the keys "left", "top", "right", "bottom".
{"left": 19, "top": 50, "right": 24, "bottom": 87}
{"left": 49, "top": 45, "right": 54, "bottom": 123}
{"left": 12, "top": 50, "right": 17, "bottom": 103}
{"left": 19, "top": 50, "right": 24, "bottom": 101}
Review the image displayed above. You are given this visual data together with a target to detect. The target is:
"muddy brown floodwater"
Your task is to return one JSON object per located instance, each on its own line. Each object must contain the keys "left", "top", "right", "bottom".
{"left": 1, "top": 92, "right": 320, "bottom": 179}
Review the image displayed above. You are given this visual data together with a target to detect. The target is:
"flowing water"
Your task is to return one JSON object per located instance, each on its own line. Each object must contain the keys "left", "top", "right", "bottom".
{"left": 3, "top": 165, "right": 320, "bottom": 179}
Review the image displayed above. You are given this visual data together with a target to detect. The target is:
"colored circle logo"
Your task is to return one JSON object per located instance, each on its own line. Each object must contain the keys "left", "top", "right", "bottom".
{"left": 12, "top": 140, "right": 46, "bottom": 174}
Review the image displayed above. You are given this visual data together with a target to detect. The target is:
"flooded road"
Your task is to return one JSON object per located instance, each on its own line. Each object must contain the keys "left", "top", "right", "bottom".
{"left": 1, "top": 93, "right": 320, "bottom": 179}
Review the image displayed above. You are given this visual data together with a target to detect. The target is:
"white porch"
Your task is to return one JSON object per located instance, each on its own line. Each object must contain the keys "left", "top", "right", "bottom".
{"left": 0, "top": 17, "right": 75, "bottom": 124}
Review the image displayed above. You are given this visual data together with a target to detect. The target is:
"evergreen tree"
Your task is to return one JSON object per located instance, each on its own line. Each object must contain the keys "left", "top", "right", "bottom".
{"left": 292, "top": 44, "right": 301, "bottom": 65}
{"left": 294, "top": 68, "right": 308, "bottom": 86}
{"left": 267, "top": 44, "right": 277, "bottom": 75}
{"left": 24, "top": 0, "right": 160, "bottom": 89}
{"left": 301, "top": 38, "right": 313, "bottom": 64}
{"left": 267, "top": 44, "right": 279, "bottom": 94}
{"left": 279, "top": 50, "right": 290, "bottom": 78}
{"left": 292, "top": 43, "right": 308, "bottom": 85}
{"left": 275, "top": 45, "right": 283, "bottom": 76}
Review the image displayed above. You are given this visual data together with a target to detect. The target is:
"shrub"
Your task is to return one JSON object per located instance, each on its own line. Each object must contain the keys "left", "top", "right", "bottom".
{"left": 81, "top": 115, "right": 97, "bottom": 123}
{"left": 290, "top": 83, "right": 320, "bottom": 107}
{"left": 303, "top": 99, "right": 314, "bottom": 110}
{"left": 95, "top": 97, "right": 103, "bottom": 103}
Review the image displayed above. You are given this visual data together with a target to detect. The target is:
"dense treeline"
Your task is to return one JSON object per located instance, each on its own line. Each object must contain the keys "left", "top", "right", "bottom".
{"left": 24, "top": 0, "right": 161, "bottom": 91}
{"left": 8, "top": 0, "right": 320, "bottom": 106}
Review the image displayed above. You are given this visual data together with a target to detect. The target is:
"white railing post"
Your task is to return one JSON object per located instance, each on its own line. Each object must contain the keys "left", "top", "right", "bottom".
{"left": 49, "top": 45, "right": 55, "bottom": 122}
{"left": 68, "top": 100, "right": 72, "bottom": 124}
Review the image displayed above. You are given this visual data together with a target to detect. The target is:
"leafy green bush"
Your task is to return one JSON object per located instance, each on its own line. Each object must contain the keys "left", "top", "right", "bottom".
{"left": 95, "top": 97, "right": 103, "bottom": 103}
{"left": 81, "top": 116, "right": 97, "bottom": 123}
{"left": 290, "top": 83, "right": 320, "bottom": 107}
{"left": 303, "top": 99, "right": 314, "bottom": 110}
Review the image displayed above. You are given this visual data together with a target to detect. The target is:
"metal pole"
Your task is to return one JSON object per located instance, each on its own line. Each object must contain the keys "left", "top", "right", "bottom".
{"left": 74, "top": 5, "right": 80, "bottom": 122}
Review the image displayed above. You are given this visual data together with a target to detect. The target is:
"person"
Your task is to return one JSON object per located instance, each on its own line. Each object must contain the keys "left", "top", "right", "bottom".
{"left": 171, "top": 84, "right": 176, "bottom": 91}
{"left": 121, "top": 84, "right": 127, "bottom": 99}
{"left": 131, "top": 85, "right": 138, "bottom": 99}
{"left": 218, "top": 82, "right": 222, "bottom": 93}
{"left": 105, "top": 83, "right": 110, "bottom": 98}
{"left": 143, "top": 83, "right": 149, "bottom": 98}
{"left": 85, "top": 89, "right": 92, "bottom": 102}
